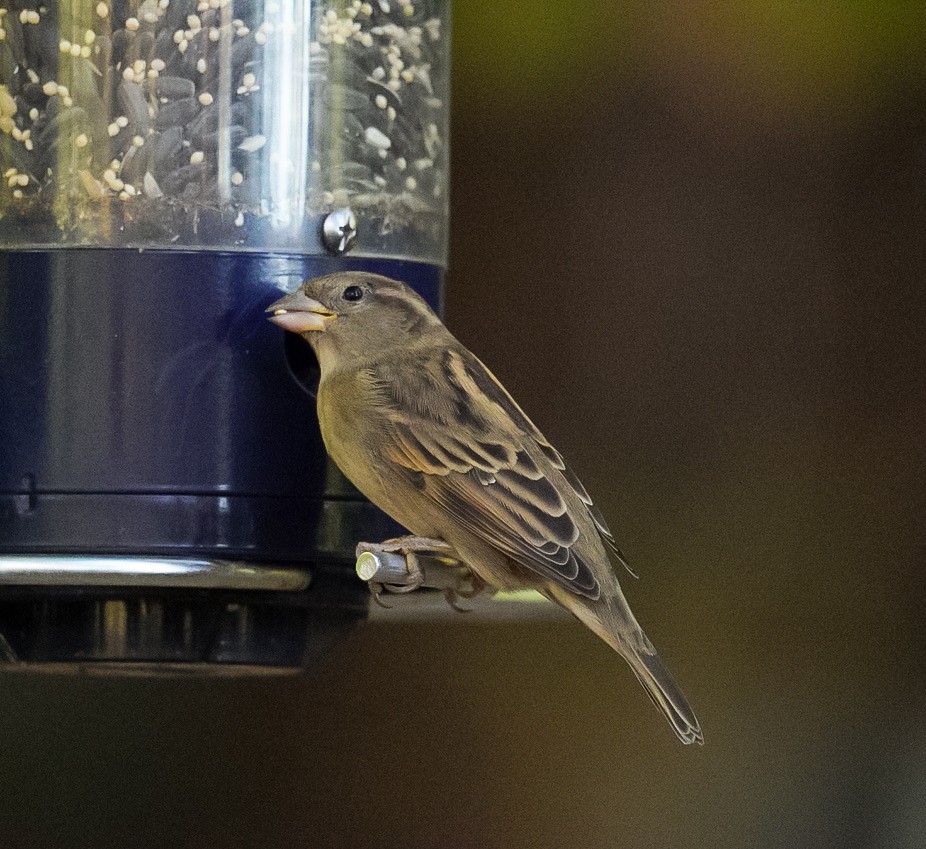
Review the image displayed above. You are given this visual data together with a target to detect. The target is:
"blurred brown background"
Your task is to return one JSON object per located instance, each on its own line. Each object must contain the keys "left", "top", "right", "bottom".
{"left": 1, "top": 2, "right": 923, "bottom": 847}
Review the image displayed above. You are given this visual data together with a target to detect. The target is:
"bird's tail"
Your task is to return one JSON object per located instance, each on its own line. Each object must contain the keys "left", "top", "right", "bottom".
{"left": 623, "top": 642, "right": 703, "bottom": 745}
{"left": 548, "top": 586, "right": 703, "bottom": 745}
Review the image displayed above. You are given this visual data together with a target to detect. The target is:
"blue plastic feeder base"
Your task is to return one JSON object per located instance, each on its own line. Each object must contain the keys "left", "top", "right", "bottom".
{"left": 0, "top": 249, "right": 442, "bottom": 667}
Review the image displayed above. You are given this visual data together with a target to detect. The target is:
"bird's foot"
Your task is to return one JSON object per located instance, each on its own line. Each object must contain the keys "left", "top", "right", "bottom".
{"left": 356, "top": 536, "right": 454, "bottom": 606}
{"left": 358, "top": 536, "right": 453, "bottom": 557}
{"left": 442, "top": 572, "right": 488, "bottom": 613}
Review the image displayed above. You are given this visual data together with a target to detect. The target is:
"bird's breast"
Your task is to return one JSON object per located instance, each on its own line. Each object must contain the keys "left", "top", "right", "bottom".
{"left": 316, "top": 370, "right": 422, "bottom": 528}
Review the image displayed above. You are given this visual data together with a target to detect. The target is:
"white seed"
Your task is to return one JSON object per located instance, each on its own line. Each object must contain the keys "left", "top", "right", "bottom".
{"left": 80, "top": 45, "right": 92, "bottom": 58}
{"left": 371, "top": 66, "right": 385, "bottom": 80}
{"left": 122, "top": 66, "right": 135, "bottom": 80}
{"left": 375, "top": 94, "right": 387, "bottom": 109}
{"left": 116, "top": 115, "right": 128, "bottom": 128}
{"left": 75, "top": 133, "right": 89, "bottom": 148}
{"left": 42, "top": 81, "right": 59, "bottom": 97}
{"left": 197, "top": 92, "right": 213, "bottom": 106}
{"left": 364, "top": 126, "right": 391, "bottom": 149}
{"left": 235, "top": 211, "right": 244, "bottom": 226}
{"left": 123, "top": 183, "right": 137, "bottom": 196}
{"left": 132, "top": 135, "right": 145, "bottom": 147}
{"left": 59, "top": 39, "right": 72, "bottom": 52}
{"left": 190, "top": 150, "right": 204, "bottom": 164}
{"left": 178, "top": 38, "right": 188, "bottom": 52}
{"left": 84, "top": 29, "right": 96, "bottom": 45}
{"left": 12, "top": 189, "right": 22, "bottom": 199}
{"left": 29, "top": 108, "right": 38, "bottom": 121}
{"left": 242, "top": 72, "right": 256, "bottom": 88}
{"left": 197, "top": 58, "right": 207, "bottom": 73}
{"left": 209, "top": 27, "right": 220, "bottom": 42}
{"left": 125, "top": 17, "right": 139, "bottom": 31}
{"left": 396, "top": 156, "right": 406, "bottom": 170}
{"left": 3, "top": 167, "right": 16, "bottom": 178}
{"left": 151, "top": 58, "right": 166, "bottom": 71}
{"left": 386, "top": 106, "right": 396, "bottom": 121}
{"left": 144, "top": 11, "right": 158, "bottom": 23}
{"left": 96, "top": 2, "right": 109, "bottom": 18}
{"left": 231, "top": 171, "right": 243, "bottom": 185}
{"left": 237, "top": 134, "right": 266, "bottom": 152}
{"left": 0, "top": 87, "right": 14, "bottom": 117}
{"left": 16, "top": 173, "right": 29, "bottom": 186}
{"left": 404, "top": 176, "right": 417, "bottom": 191}
{"left": 107, "top": 123, "right": 120, "bottom": 137}
{"left": 311, "top": 160, "right": 321, "bottom": 172}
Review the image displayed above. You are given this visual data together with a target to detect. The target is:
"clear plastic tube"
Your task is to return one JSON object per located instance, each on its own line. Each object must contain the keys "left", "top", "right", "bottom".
{"left": 0, "top": 0, "right": 449, "bottom": 264}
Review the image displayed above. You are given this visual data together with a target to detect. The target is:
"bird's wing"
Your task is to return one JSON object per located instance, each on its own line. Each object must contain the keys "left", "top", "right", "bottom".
{"left": 371, "top": 344, "right": 621, "bottom": 600}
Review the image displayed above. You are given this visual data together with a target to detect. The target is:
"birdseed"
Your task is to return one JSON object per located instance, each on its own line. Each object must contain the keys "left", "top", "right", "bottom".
{"left": 0, "top": 0, "right": 448, "bottom": 262}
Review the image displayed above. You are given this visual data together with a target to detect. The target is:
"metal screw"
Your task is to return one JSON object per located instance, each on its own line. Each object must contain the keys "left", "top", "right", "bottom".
{"left": 321, "top": 208, "right": 357, "bottom": 255}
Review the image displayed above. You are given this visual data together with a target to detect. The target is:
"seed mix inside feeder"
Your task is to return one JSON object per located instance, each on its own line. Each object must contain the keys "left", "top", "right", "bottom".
{"left": 0, "top": 0, "right": 448, "bottom": 261}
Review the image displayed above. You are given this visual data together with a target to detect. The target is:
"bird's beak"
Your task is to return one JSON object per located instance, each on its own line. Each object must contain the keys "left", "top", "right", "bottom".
{"left": 266, "top": 290, "right": 336, "bottom": 333}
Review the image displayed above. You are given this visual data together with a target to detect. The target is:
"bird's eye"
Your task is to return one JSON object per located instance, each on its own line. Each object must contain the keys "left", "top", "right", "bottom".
{"left": 342, "top": 285, "right": 364, "bottom": 302}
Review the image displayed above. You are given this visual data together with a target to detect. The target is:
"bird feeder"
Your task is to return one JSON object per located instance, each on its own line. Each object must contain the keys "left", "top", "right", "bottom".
{"left": 0, "top": 0, "right": 450, "bottom": 670}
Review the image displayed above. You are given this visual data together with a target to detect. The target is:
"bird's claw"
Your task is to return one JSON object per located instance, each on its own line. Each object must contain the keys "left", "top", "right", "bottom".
{"left": 356, "top": 536, "right": 487, "bottom": 613}
{"left": 357, "top": 536, "right": 452, "bottom": 557}
{"left": 443, "top": 588, "right": 472, "bottom": 613}
{"left": 357, "top": 538, "right": 434, "bottom": 603}
{"left": 442, "top": 572, "right": 487, "bottom": 613}
{"left": 369, "top": 583, "right": 392, "bottom": 608}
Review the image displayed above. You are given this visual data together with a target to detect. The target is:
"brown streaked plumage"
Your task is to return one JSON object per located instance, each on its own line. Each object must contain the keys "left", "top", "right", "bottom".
{"left": 267, "top": 272, "right": 703, "bottom": 745}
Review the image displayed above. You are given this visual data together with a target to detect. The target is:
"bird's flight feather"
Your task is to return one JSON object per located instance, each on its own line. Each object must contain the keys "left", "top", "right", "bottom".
{"left": 371, "top": 345, "right": 607, "bottom": 599}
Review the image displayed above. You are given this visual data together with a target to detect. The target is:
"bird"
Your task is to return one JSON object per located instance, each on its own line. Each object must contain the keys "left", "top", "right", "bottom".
{"left": 267, "top": 271, "right": 703, "bottom": 745}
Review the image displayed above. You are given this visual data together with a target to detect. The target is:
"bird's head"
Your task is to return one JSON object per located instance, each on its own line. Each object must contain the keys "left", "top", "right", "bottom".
{"left": 266, "top": 272, "right": 443, "bottom": 368}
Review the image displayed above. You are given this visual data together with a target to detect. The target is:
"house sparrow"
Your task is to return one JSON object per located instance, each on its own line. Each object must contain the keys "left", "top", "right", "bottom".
{"left": 267, "top": 272, "right": 703, "bottom": 745}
